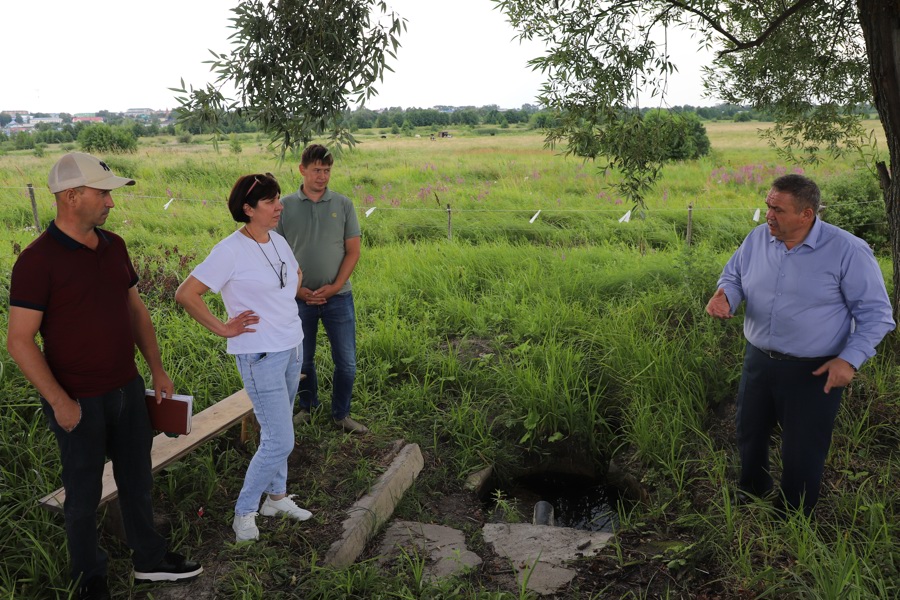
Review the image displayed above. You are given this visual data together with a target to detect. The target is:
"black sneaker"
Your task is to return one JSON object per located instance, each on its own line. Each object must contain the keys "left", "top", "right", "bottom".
{"left": 133, "top": 551, "right": 203, "bottom": 583}
{"left": 78, "top": 576, "right": 110, "bottom": 600}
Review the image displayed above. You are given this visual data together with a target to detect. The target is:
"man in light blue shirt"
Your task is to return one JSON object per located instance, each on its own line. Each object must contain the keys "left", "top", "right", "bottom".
{"left": 706, "top": 174, "right": 894, "bottom": 516}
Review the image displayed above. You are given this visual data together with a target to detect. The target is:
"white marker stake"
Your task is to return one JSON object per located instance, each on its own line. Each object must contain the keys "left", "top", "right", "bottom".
{"left": 529, "top": 210, "right": 541, "bottom": 224}
{"left": 163, "top": 199, "right": 174, "bottom": 210}
{"left": 752, "top": 208, "right": 761, "bottom": 222}
{"left": 365, "top": 207, "right": 377, "bottom": 217}
{"left": 618, "top": 209, "right": 631, "bottom": 223}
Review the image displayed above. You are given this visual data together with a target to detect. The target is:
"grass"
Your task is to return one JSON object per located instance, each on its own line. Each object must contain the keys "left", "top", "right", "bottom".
{"left": 1, "top": 122, "right": 898, "bottom": 598}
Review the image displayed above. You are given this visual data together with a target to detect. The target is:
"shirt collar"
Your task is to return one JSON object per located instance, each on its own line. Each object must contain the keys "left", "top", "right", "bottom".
{"left": 48, "top": 220, "right": 110, "bottom": 250}
{"left": 766, "top": 216, "right": 821, "bottom": 250}
{"left": 296, "top": 185, "right": 331, "bottom": 203}
{"left": 800, "top": 216, "right": 822, "bottom": 250}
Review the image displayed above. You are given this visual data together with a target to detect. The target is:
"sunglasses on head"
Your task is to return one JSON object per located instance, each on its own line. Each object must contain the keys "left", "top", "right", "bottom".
{"left": 245, "top": 173, "right": 277, "bottom": 198}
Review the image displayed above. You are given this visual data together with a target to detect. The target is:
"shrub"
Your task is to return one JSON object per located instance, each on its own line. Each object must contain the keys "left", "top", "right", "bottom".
{"left": 643, "top": 111, "right": 711, "bottom": 160}
{"left": 77, "top": 124, "right": 137, "bottom": 153}
{"left": 568, "top": 110, "right": 711, "bottom": 165}
{"left": 229, "top": 135, "right": 243, "bottom": 154}
{"left": 820, "top": 171, "right": 888, "bottom": 251}
{"left": 529, "top": 111, "right": 558, "bottom": 130}
{"left": 13, "top": 132, "right": 34, "bottom": 150}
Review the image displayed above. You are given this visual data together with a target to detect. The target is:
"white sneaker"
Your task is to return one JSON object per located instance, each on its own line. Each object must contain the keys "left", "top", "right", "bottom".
{"left": 233, "top": 512, "right": 260, "bottom": 542}
{"left": 260, "top": 494, "right": 313, "bottom": 521}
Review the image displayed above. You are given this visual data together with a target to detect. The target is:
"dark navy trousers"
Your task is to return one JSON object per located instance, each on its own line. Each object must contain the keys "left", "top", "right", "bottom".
{"left": 736, "top": 343, "right": 843, "bottom": 515}
{"left": 295, "top": 291, "right": 357, "bottom": 420}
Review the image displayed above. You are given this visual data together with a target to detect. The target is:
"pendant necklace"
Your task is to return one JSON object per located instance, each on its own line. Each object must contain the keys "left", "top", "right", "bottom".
{"left": 243, "top": 225, "right": 286, "bottom": 288}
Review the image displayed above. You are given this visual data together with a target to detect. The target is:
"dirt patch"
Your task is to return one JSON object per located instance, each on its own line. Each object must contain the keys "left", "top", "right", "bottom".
{"left": 442, "top": 335, "right": 498, "bottom": 364}
{"left": 109, "top": 398, "right": 758, "bottom": 599}
{"left": 122, "top": 436, "right": 686, "bottom": 599}
{"left": 572, "top": 529, "right": 758, "bottom": 600}
{"left": 122, "top": 428, "right": 400, "bottom": 599}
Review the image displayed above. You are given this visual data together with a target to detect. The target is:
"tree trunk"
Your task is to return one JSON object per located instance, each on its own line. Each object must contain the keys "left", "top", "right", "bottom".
{"left": 858, "top": 0, "right": 900, "bottom": 322}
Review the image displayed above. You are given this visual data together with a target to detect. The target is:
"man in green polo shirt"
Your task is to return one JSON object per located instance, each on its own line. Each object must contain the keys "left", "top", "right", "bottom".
{"left": 276, "top": 144, "right": 367, "bottom": 434}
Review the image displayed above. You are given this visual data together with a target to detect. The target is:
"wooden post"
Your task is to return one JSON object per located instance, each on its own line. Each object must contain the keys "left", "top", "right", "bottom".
{"left": 240, "top": 414, "right": 258, "bottom": 445}
{"left": 27, "top": 184, "right": 41, "bottom": 233}
{"left": 686, "top": 202, "right": 693, "bottom": 247}
{"left": 446, "top": 204, "right": 452, "bottom": 241}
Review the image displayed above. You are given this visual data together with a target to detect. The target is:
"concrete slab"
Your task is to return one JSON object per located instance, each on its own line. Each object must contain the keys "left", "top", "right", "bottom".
{"left": 482, "top": 523, "right": 613, "bottom": 596}
{"left": 324, "top": 443, "right": 424, "bottom": 568}
{"left": 377, "top": 521, "right": 482, "bottom": 580}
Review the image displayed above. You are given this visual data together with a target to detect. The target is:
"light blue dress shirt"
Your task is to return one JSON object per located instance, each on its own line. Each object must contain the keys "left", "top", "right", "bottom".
{"left": 717, "top": 217, "right": 895, "bottom": 369}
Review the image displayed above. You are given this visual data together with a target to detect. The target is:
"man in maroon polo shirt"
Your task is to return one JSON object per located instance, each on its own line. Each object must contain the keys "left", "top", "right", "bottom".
{"left": 6, "top": 153, "right": 202, "bottom": 599}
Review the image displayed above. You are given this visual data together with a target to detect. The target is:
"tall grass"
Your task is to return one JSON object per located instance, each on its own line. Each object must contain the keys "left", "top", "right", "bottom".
{"left": 1, "top": 124, "right": 897, "bottom": 598}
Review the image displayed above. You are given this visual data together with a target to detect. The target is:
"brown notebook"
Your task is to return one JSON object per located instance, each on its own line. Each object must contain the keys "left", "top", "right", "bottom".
{"left": 145, "top": 390, "right": 193, "bottom": 435}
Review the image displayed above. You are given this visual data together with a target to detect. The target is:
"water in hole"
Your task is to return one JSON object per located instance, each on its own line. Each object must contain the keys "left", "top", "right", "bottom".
{"left": 489, "top": 471, "right": 619, "bottom": 532}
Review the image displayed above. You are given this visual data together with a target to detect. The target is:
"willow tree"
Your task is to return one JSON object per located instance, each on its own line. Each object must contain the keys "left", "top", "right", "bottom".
{"left": 172, "top": 0, "right": 404, "bottom": 155}
{"left": 495, "top": 0, "right": 900, "bottom": 317}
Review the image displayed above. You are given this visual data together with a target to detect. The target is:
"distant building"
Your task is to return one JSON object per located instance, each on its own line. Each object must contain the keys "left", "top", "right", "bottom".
{"left": 73, "top": 116, "right": 104, "bottom": 123}
{"left": 31, "top": 117, "right": 62, "bottom": 125}
{"left": 125, "top": 108, "right": 153, "bottom": 117}
{"left": 1, "top": 109, "right": 30, "bottom": 116}
{"left": 6, "top": 124, "right": 34, "bottom": 134}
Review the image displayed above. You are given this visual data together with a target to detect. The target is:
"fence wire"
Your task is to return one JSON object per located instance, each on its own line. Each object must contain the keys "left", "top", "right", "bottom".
{"left": 0, "top": 186, "right": 890, "bottom": 232}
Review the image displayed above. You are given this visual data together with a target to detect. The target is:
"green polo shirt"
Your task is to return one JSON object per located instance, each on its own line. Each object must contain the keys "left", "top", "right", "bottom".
{"left": 276, "top": 187, "right": 361, "bottom": 293}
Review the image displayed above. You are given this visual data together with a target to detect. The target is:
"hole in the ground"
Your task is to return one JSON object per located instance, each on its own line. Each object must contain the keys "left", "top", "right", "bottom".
{"left": 485, "top": 471, "right": 620, "bottom": 532}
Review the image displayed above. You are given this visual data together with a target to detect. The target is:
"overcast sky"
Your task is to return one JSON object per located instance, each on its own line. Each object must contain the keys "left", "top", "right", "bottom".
{"left": 1, "top": 0, "right": 719, "bottom": 115}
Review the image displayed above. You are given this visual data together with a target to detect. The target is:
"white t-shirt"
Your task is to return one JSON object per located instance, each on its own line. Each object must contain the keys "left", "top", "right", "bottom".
{"left": 190, "top": 230, "right": 303, "bottom": 355}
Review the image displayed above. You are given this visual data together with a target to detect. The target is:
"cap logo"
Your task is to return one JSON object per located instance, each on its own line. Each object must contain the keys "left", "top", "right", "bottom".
{"left": 99, "top": 161, "right": 111, "bottom": 172}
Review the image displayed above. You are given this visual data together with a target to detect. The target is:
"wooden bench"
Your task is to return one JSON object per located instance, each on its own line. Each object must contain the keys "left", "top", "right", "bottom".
{"left": 38, "top": 388, "right": 255, "bottom": 514}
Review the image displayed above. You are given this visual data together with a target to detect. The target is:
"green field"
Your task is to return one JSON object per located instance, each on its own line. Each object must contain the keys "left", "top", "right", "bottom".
{"left": 1, "top": 122, "right": 898, "bottom": 598}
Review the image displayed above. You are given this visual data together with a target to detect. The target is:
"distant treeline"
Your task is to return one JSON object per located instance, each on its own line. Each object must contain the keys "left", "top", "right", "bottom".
{"left": 339, "top": 102, "right": 877, "bottom": 130}
{"left": 0, "top": 103, "right": 877, "bottom": 153}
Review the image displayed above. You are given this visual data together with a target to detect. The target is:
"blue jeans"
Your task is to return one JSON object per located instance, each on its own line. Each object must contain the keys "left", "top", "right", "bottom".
{"left": 234, "top": 345, "right": 302, "bottom": 516}
{"left": 736, "top": 343, "right": 843, "bottom": 515}
{"left": 41, "top": 375, "right": 166, "bottom": 583}
{"left": 296, "top": 291, "right": 357, "bottom": 420}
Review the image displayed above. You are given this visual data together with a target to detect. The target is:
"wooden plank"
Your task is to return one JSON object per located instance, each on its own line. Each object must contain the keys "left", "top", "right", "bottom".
{"left": 38, "top": 389, "right": 253, "bottom": 514}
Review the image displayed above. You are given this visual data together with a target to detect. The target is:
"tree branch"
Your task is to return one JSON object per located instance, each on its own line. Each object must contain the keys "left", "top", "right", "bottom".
{"left": 665, "top": 0, "right": 820, "bottom": 55}
{"left": 662, "top": 0, "right": 742, "bottom": 47}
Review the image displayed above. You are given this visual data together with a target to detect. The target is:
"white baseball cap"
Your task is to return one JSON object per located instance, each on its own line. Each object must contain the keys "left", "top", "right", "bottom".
{"left": 48, "top": 152, "right": 136, "bottom": 194}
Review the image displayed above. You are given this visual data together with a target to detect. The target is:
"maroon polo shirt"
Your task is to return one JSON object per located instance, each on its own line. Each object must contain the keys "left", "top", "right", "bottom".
{"left": 9, "top": 220, "right": 140, "bottom": 397}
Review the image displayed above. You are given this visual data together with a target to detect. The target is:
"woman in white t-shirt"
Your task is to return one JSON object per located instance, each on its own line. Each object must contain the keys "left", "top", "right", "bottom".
{"left": 175, "top": 173, "right": 311, "bottom": 543}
